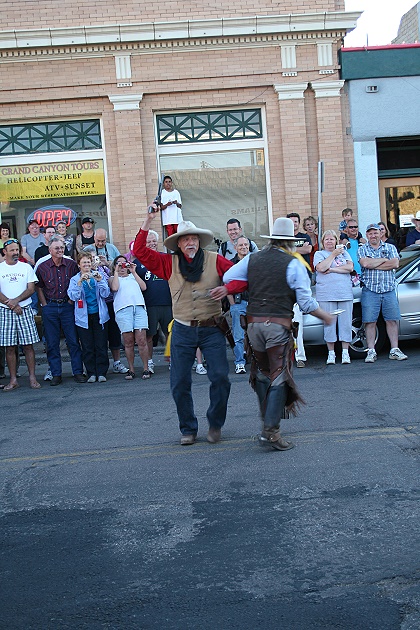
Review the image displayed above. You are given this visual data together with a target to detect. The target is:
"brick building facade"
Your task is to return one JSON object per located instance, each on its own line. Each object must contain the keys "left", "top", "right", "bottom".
{"left": 0, "top": 1, "right": 360, "bottom": 249}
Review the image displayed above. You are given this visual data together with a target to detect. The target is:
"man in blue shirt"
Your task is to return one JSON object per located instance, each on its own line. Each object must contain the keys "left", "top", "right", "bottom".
{"left": 340, "top": 218, "right": 365, "bottom": 277}
{"left": 358, "top": 223, "right": 407, "bottom": 363}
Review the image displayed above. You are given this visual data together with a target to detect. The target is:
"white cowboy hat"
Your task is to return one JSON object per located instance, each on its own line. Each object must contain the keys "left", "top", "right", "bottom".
{"left": 260, "top": 217, "right": 302, "bottom": 241}
{"left": 164, "top": 220, "right": 214, "bottom": 251}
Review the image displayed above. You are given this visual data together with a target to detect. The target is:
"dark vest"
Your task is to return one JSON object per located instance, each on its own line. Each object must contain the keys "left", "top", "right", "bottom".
{"left": 247, "top": 246, "right": 296, "bottom": 318}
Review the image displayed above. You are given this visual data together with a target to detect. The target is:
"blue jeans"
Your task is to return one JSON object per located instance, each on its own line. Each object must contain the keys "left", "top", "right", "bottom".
{"left": 170, "top": 321, "right": 231, "bottom": 436}
{"left": 230, "top": 301, "right": 247, "bottom": 365}
{"left": 42, "top": 302, "right": 84, "bottom": 377}
{"left": 361, "top": 287, "right": 400, "bottom": 322}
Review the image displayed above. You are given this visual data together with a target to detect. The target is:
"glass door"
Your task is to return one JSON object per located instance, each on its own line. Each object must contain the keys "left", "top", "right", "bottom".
{"left": 379, "top": 177, "right": 420, "bottom": 250}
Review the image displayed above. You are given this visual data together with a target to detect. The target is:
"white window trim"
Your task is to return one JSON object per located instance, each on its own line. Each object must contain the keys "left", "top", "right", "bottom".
{"left": 155, "top": 107, "right": 273, "bottom": 230}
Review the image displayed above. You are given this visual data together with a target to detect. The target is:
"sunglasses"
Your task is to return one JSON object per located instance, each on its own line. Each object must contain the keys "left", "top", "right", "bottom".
{"left": 3, "top": 238, "right": 19, "bottom": 247}
{"left": 348, "top": 225, "right": 358, "bottom": 228}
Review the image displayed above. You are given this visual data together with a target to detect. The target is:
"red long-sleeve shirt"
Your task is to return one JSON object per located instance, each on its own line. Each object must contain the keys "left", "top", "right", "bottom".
{"left": 133, "top": 229, "right": 247, "bottom": 295}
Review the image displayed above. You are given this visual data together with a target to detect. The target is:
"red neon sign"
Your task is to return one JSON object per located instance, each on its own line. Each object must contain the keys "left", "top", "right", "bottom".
{"left": 27, "top": 206, "right": 77, "bottom": 227}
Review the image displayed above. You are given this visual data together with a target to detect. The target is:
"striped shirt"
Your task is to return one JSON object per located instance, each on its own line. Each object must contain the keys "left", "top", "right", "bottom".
{"left": 358, "top": 241, "right": 398, "bottom": 293}
{"left": 36, "top": 256, "right": 79, "bottom": 300}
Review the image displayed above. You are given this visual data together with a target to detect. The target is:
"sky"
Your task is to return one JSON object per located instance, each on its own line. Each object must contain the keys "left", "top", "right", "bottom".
{"left": 344, "top": 0, "right": 418, "bottom": 47}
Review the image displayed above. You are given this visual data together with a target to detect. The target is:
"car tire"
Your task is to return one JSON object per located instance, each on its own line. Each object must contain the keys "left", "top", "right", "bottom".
{"left": 348, "top": 305, "right": 386, "bottom": 360}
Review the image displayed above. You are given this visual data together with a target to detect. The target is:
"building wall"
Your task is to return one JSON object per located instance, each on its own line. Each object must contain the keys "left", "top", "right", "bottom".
{"left": 392, "top": 3, "right": 420, "bottom": 44}
{"left": 0, "top": 2, "right": 357, "bottom": 249}
{"left": 347, "top": 75, "right": 420, "bottom": 232}
{"left": 2, "top": 1, "right": 346, "bottom": 30}
{"left": 348, "top": 76, "right": 420, "bottom": 142}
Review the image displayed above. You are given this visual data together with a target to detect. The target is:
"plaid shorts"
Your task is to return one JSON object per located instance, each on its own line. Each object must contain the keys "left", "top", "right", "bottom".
{"left": 0, "top": 305, "right": 40, "bottom": 346}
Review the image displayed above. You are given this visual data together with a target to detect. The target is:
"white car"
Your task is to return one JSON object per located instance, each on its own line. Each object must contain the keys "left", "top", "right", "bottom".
{"left": 303, "top": 245, "right": 420, "bottom": 359}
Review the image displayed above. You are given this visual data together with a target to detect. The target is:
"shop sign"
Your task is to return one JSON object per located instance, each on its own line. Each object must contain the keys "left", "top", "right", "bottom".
{"left": 27, "top": 205, "right": 77, "bottom": 227}
{"left": 0, "top": 159, "right": 105, "bottom": 201}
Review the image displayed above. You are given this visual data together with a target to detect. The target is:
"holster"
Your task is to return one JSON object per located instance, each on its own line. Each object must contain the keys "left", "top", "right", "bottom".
{"left": 291, "top": 320, "right": 299, "bottom": 339}
{"left": 214, "top": 315, "right": 235, "bottom": 349}
{"left": 240, "top": 314, "right": 248, "bottom": 331}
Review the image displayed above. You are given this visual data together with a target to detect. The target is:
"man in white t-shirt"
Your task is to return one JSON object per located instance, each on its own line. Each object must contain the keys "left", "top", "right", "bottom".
{"left": 0, "top": 238, "right": 41, "bottom": 391}
{"left": 160, "top": 176, "right": 183, "bottom": 237}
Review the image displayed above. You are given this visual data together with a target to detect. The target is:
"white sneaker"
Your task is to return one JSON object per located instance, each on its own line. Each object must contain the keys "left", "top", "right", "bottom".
{"left": 113, "top": 361, "right": 129, "bottom": 374}
{"left": 235, "top": 363, "right": 246, "bottom": 374}
{"left": 389, "top": 348, "right": 408, "bottom": 361}
{"left": 87, "top": 375, "right": 97, "bottom": 383}
{"left": 326, "top": 351, "right": 336, "bottom": 365}
{"left": 98, "top": 376, "right": 107, "bottom": 382}
{"left": 147, "top": 359, "right": 155, "bottom": 374}
{"left": 365, "top": 349, "right": 377, "bottom": 363}
{"left": 196, "top": 363, "right": 207, "bottom": 375}
{"left": 44, "top": 369, "right": 53, "bottom": 381}
{"left": 341, "top": 350, "right": 351, "bottom": 364}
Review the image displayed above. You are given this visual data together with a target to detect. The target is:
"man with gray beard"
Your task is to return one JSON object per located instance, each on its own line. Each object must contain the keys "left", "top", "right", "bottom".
{"left": 134, "top": 209, "right": 246, "bottom": 446}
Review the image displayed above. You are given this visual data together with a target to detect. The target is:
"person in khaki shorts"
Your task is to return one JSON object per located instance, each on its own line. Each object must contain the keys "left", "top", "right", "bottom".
{"left": 358, "top": 223, "right": 407, "bottom": 363}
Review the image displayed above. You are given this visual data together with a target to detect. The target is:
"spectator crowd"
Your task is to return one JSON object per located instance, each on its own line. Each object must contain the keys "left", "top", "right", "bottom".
{"left": 0, "top": 190, "right": 414, "bottom": 397}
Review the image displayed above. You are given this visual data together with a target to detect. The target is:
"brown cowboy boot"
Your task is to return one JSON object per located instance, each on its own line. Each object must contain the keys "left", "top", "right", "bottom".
{"left": 259, "top": 384, "right": 294, "bottom": 450}
{"left": 259, "top": 427, "right": 294, "bottom": 451}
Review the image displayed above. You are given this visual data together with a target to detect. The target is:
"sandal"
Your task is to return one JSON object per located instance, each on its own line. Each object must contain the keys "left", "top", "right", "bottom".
{"left": 125, "top": 371, "right": 135, "bottom": 380}
{"left": 3, "top": 382, "right": 19, "bottom": 392}
{"left": 141, "top": 370, "right": 151, "bottom": 380}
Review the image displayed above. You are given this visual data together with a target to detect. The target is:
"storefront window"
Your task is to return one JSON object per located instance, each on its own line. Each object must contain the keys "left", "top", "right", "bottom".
{"left": 0, "top": 120, "right": 101, "bottom": 155}
{"left": 0, "top": 157, "right": 107, "bottom": 239}
{"left": 159, "top": 149, "right": 269, "bottom": 249}
{"left": 0, "top": 120, "right": 107, "bottom": 240}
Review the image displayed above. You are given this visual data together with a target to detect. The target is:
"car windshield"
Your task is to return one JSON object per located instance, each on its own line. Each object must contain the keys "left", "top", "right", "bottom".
{"left": 396, "top": 247, "right": 420, "bottom": 279}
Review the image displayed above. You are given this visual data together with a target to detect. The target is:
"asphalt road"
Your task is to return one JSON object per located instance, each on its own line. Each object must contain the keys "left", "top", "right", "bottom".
{"left": 1, "top": 340, "right": 419, "bottom": 629}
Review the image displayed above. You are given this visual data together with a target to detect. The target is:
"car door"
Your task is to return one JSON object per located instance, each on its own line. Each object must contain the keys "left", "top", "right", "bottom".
{"left": 396, "top": 259, "right": 420, "bottom": 338}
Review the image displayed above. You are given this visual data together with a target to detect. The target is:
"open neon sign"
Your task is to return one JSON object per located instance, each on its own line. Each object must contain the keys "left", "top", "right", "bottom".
{"left": 27, "top": 205, "right": 77, "bottom": 227}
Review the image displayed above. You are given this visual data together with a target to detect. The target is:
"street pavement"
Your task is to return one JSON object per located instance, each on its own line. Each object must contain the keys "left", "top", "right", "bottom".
{"left": 0, "top": 340, "right": 419, "bottom": 629}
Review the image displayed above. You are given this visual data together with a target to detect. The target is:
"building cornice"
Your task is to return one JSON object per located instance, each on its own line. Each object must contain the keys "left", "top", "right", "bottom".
{"left": 109, "top": 94, "right": 143, "bottom": 110}
{"left": 311, "top": 80, "right": 345, "bottom": 97}
{"left": 0, "top": 11, "right": 361, "bottom": 52}
{"left": 274, "top": 83, "right": 308, "bottom": 100}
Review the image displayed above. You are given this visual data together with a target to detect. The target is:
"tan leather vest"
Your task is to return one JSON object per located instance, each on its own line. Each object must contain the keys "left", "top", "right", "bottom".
{"left": 169, "top": 251, "right": 222, "bottom": 321}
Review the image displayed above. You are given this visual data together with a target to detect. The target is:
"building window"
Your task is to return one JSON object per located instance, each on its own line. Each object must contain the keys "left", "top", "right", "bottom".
{"left": 157, "top": 109, "right": 263, "bottom": 145}
{"left": 159, "top": 148, "right": 269, "bottom": 248}
{"left": 0, "top": 120, "right": 102, "bottom": 156}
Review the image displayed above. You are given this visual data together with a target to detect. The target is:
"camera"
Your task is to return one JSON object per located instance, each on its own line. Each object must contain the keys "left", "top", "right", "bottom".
{"left": 120, "top": 261, "right": 130, "bottom": 269}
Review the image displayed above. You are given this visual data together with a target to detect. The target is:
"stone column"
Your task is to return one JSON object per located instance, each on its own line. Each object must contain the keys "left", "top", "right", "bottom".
{"left": 274, "top": 83, "right": 312, "bottom": 216}
{"left": 311, "top": 80, "right": 347, "bottom": 227}
{"left": 108, "top": 94, "right": 147, "bottom": 248}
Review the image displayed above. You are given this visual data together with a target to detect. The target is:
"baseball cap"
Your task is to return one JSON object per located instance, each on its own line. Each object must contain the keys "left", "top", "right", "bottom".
{"left": 81, "top": 216, "right": 94, "bottom": 224}
{"left": 27, "top": 219, "right": 40, "bottom": 227}
{"left": 366, "top": 223, "right": 380, "bottom": 232}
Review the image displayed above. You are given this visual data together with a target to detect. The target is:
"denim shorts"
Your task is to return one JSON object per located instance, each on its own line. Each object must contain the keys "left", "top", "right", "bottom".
{"left": 115, "top": 305, "right": 148, "bottom": 333}
{"left": 361, "top": 287, "right": 400, "bottom": 322}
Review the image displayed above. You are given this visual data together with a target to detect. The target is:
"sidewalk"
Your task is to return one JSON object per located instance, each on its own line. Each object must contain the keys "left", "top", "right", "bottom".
{"left": 6, "top": 340, "right": 167, "bottom": 380}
